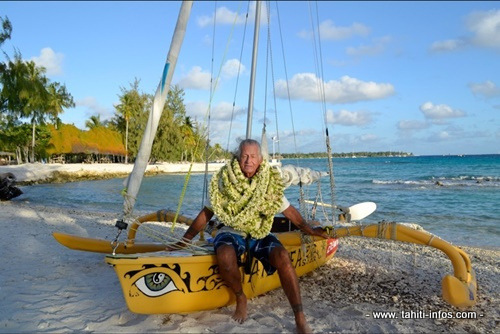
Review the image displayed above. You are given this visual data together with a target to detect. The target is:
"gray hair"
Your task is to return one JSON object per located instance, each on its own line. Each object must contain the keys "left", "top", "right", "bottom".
{"left": 234, "top": 139, "right": 262, "bottom": 161}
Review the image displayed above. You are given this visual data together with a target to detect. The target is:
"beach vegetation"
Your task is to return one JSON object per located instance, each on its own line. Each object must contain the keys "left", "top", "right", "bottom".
{"left": 0, "top": 53, "right": 74, "bottom": 163}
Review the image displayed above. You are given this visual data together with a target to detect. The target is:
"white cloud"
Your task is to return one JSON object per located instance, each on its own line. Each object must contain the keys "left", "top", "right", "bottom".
{"left": 346, "top": 36, "right": 391, "bottom": 57}
{"left": 430, "top": 9, "right": 500, "bottom": 52}
{"left": 30, "top": 47, "right": 64, "bottom": 76}
{"left": 197, "top": 2, "right": 268, "bottom": 28}
{"left": 177, "top": 66, "right": 211, "bottom": 90}
{"left": 326, "top": 109, "right": 372, "bottom": 126}
{"left": 346, "top": 43, "right": 383, "bottom": 57}
{"left": 76, "top": 96, "right": 112, "bottom": 119}
{"left": 275, "top": 74, "right": 395, "bottom": 104}
{"left": 420, "top": 102, "right": 466, "bottom": 121}
{"left": 299, "top": 20, "right": 370, "bottom": 40}
{"left": 221, "top": 59, "right": 246, "bottom": 79}
{"left": 360, "top": 133, "right": 379, "bottom": 142}
{"left": 397, "top": 120, "right": 429, "bottom": 131}
{"left": 468, "top": 80, "right": 500, "bottom": 98}
{"left": 466, "top": 9, "right": 500, "bottom": 49}
{"left": 429, "top": 39, "right": 466, "bottom": 53}
{"left": 186, "top": 100, "right": 245, "bottom": 121}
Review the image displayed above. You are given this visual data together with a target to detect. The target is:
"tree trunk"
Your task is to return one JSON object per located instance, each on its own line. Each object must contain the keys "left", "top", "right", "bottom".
{"left": 31, "top": 120, "right": 36, "bottom": 162}
{"left": 125, "top": 117, "right": 129, "bottom": 164}
{"left": 15, "top": 147, "right": 21, "bottom": 164}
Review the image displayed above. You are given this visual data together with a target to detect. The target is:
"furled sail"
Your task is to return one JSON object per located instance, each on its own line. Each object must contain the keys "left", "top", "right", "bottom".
{"left": 278, "top": 165, "right": 327, "bottom": 188}
{"left": 122, "top": 1, "right": 193, "bottom": 218}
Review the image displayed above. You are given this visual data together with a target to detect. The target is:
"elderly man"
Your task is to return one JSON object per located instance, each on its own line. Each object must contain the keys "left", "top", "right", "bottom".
{"left": 170, "top": 139, "right": 327, "bottom": 333}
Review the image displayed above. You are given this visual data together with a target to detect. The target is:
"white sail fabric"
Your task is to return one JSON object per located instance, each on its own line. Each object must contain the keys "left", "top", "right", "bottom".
{"left": 123, "top": 1, "right": 193, "bottom": 217}
{"left": 277, "top": 164, "right": 327, "bottom": 188}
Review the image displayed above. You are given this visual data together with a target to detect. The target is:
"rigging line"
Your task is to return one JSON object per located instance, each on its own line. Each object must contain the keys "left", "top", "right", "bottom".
{"left": 226, "top": 2, "right": 250, "bottom": 153}
{"left": 202, "top": 0, "right": 219, "bottom": 210}
{"left": 268, "top": 1, "right": 281, "bottom": 156}
{"left": 315, "top": 1, "right": 336, "bottom": 221}
{"left": 198, "top": 0, "right": 243, "bottom": 203}
{"left": 262, "top": 2, "right": 270, "bottom": 130}
{"left": 261, "top": 1, "right": 274, "bottom": 145}
{"left": 308, "top": 1, "right": 336, "bottom": 221}
{"left": 307, "top": 2, "right": 324, "bottom": 135}
{"left": 275, "top": 1, "right": 300, "bottom": 166}
{"left": 198, "top": 0, "right": 244, "bottom": 148}
{"left": 177, "top": 1, "right": 242, "bottom": 236}
{"left": 128, "top": 221, "right": 213, "bottom": 253}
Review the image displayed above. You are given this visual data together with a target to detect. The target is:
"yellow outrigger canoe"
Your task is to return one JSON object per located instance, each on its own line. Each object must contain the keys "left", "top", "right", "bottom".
{"left": 53, "top": 209, "right": 477, "bottom": 314}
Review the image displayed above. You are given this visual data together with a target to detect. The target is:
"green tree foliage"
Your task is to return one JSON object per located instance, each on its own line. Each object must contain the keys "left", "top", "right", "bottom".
{"left": 0, "top": 16, "right": 12, "bottom": 46}
{"left": 112, "top": 83, "right": 212, "bottom": 163}
{"left": 85, "top": 114, "right": 103, "bottom": 130}
{"left": 0, "top": 19, "right": 74, "bottom": 163}
{"left": 0, "top": 53, "right": 74, "bottom": 162}
{"left": 113, "top": 78, "right": 148, "bottom": 163}
{"left": 151, "top": 85, "right": 187, "bottom": 162}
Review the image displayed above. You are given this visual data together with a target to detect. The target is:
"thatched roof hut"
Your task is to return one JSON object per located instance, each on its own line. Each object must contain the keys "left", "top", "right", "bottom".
{"left": 46, "top": 124, "right": 126, "bottom": 158}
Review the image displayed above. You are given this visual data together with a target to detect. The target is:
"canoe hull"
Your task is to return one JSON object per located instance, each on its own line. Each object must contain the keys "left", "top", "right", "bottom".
{"left": 105, "top": 232, "right": 338, "bottom": 314}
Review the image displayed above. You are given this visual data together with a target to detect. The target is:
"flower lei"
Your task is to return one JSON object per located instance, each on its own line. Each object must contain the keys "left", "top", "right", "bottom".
{"left": 209, "top": 158, "right": 284, "bottom": 239}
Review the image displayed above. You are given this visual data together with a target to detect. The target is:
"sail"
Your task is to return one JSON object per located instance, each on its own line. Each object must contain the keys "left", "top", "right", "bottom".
{"left": 123, "top": 1, "right": 193, "bottom": 217}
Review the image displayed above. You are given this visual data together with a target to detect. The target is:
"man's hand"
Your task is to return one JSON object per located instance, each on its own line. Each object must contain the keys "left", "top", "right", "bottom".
{"left": 165, "top": 240, "right": 188, "bottom": 251}
{"left": 310, "top": 226, "right": 330, "bottom": 239}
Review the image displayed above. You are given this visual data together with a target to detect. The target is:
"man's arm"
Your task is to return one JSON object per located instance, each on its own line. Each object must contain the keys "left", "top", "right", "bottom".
{"left": 166, "top": 206, "right": 214, "bottom": 250}
{"left": 282, "top": 205, "right": 329, "bottom": 238}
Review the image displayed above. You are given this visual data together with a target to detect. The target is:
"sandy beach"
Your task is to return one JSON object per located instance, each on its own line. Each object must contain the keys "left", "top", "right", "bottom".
{"left": 0, "top": 162, "right": 225, "bottom": 184}
{"left": 0, "top": 163, "right": 498, "bottom": 333}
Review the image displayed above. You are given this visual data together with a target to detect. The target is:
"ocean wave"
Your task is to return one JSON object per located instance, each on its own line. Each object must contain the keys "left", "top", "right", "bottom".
{"left": 372, "top": 176, "right": 500, "bottom": 188}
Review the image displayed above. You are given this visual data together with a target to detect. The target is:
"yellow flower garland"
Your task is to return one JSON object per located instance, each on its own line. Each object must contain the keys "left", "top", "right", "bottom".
{"left": 209, "top": 158, "right": 284, "bottom": 239}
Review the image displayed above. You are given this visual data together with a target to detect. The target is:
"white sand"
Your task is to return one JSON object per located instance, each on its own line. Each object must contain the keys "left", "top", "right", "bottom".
{"left": 0, "top": 163, "right": 498, "bottom": 333}
{"left": 0, "top": 162, "right": 225, "bottom": 183}
{"left": 0, "top": 200, "right": 498, "bottom": 333}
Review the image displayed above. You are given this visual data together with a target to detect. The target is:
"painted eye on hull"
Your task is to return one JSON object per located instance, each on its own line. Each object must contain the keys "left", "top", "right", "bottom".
{"left": 134, "top": 272, "right": 179, "bottom": 297}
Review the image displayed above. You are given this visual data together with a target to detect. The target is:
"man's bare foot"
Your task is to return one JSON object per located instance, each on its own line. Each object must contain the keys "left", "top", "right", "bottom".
{"left": 232, "top": 290, "right": 247, "bottom": 323}
{"left": 295, "top": 311, "right": 312, "bottom": 334}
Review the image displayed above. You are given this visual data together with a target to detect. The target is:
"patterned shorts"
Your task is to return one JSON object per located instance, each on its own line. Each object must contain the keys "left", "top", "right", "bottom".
{"left": 213, "top": 232, "right": 283, "bottom": 275}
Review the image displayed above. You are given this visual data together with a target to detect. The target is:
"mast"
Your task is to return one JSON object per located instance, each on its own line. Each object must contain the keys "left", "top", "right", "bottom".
{"left": 123, "top": 1, "right": 193, "bottom": 218}
{"left": 245, "top": 1, "right": 261, "bottom": 139}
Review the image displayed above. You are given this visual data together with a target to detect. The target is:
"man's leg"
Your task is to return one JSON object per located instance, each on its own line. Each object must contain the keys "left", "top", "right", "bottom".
{"left": 216, "top": 244, "right": 247, "bottom": 323}
{"left": 270, "top": 246, "right": 311, "bottom": 334}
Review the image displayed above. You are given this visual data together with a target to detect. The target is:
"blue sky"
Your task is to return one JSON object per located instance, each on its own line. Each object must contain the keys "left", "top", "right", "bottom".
{"left": 2, "top": 1, "right": 499, "bottom": 156}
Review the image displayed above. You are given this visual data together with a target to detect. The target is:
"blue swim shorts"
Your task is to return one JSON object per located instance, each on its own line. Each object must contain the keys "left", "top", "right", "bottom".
{"left": 213, "top": 232, "right": 283, "bottom": 275}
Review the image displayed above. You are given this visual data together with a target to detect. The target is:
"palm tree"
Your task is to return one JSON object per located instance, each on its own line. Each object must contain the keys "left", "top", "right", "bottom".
{"left": 85, "top": 114, "right": 103, "bottom": 130}
{"left": 16, "top": 60, "right": 48, "bottom": 162}
{"left": 46, "top": 82, "right": 75, "bottom": 130}
{"left": 115, "top": 79, "right": 143, "bottom": 163}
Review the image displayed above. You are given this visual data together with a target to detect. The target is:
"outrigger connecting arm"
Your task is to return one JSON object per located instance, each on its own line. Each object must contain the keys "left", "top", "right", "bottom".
{"left": 324, "top": 222, "right": 477, "bottom": 308}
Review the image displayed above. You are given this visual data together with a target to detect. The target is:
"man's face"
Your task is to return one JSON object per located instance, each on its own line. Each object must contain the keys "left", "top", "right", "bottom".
{"left": 238, "top": 143, "right": 263, "bottom": 178}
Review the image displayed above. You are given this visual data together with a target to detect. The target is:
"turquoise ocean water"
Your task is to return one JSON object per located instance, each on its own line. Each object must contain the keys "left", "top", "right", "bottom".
{"left": 14, "top": 154, "right": 499, "bottom": 249}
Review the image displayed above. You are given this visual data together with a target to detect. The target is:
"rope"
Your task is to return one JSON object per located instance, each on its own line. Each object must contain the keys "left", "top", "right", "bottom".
{"left": 305, "top": 2, "right": 337, "bottom": 221}
{"left": 267, "top": 1, "right": 281, "bottom": 155}
{"left": 226, "top": 2, "right": 250, "bottom": 153}
{"left": 275, "top": 1, "right": 299, "bottom": 162}
{"left": 171, "top": 163, "right": 193, "bottom": 233}
{"left": 128, "top": 220, "right": 213, "bottom": 254}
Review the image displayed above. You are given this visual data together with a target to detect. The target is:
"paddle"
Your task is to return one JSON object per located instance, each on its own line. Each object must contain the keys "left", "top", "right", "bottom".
{"left": 303, "top": 200, "right": 377, "bottom": 221}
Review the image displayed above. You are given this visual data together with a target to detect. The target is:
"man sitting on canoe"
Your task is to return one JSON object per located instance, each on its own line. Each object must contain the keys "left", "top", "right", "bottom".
{"left": 169, "top": 139, "right": 328, "bottom": 334}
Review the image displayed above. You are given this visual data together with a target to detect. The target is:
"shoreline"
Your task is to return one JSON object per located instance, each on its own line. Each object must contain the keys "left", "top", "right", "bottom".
{"left": 0, "top": 162, "right": 225, "bottom": 184}
{"left": 0, "top": 200, "right": 497, "bottom": 333}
